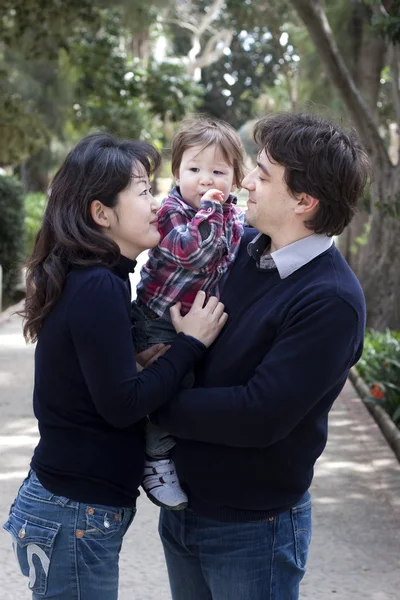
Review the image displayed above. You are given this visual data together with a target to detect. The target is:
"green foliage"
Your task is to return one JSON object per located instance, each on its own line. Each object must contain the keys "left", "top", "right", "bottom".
{"left": 200, "top": 29, "right": 279, "bottom": 129}
{"left": 369, "top": 0, "right": 400, "bottom": 43}
{"left": 24, "top": 193, "right": 47, "bottom": 255}
{"left": 357, "top": 329, "right": 400, "bottom": 425}
{"left": 145, "top": 61, "right": 203, "bottom": 122}
{"left": 0, "top": 176, "right": 26, "bottom": 299}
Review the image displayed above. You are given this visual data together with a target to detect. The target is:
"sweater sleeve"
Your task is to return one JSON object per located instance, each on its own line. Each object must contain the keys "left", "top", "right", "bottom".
{"left": 154, "top": 297, "right": 361, "bottom": 447}
{"left": 68, "top": 271, "right": 205, "bottom": 429}
{"left": 156, "top": 198, "right": 225, "bottom": 271}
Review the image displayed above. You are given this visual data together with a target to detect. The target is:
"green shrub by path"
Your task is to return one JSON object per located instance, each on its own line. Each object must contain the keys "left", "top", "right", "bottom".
{"left": 0, "top": 176, "right": 26, "bottom": 302}
{"left": 357, "top": 330, "right": 400, "bottom": 427}
{"left": 25, "top": 192, "right": 47, "bottom": 255}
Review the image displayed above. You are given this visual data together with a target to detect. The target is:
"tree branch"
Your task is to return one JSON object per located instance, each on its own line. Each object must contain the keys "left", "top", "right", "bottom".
{"left": 197, "top": 0, "right": 226, "bottom": 37}
{"left": 289, "top": 0, "right": 391, "bottom": 170}
{"left": 191, "top": 29, "right": 233, "bottom": 71}
{"left": 160, "top": 17, "right": 198, "bottom": 34}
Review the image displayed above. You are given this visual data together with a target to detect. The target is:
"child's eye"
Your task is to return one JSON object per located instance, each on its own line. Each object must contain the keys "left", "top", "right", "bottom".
{"left": 214, "top": 170, "right": 224, "bottom": 175}
{"left": 189, "top": 168, "right": 199, "bottom": 173}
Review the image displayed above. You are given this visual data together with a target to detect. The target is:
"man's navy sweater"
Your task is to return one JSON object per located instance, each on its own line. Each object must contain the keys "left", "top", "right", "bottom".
{"left": 31, "top": 257, "right": 205, "bottom": 508}
{"left": 156, "top": 228, "right": 366, "bottom": 521}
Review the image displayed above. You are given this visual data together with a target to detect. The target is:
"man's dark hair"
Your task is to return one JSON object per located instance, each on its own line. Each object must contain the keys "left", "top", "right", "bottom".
{"left": 254, "top": 113, "right": 371, "bottom": 236}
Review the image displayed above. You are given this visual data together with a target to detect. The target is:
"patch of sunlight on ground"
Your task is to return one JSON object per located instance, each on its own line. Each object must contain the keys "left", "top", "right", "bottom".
{"left": 0, "top": 333, "right": 29, "bottom": 349}
{"left": 316, "top": 461, "right": 375, "bottom": 474}
{"left": 0, "top": 435, "right": 38, "bottom": 448}
{"left": 0, "top": 470, "right": 30, "bottom": 480}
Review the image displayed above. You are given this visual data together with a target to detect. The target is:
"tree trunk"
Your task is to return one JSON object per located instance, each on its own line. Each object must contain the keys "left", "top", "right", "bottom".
{"left": 21, "top": 147, "right": 52, "bottom": 193}
{"left": 290, "top": 0, "right": 400, "bottom": 330}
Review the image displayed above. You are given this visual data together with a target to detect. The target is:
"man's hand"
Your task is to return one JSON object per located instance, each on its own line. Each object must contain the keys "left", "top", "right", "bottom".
{"left": 136, "top": 344, "right": 170, "bottom": 370}
{"left": 201, "top": 188, "right": 226, "bottom": 204}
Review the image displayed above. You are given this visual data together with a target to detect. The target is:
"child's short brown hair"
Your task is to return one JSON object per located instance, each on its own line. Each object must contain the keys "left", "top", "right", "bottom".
{"left": 171, "top": 115, "right": 245, "bottom": 186}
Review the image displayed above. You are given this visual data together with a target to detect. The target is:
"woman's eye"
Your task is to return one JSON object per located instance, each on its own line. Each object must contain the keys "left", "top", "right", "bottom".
{"left": 140, "top": 189, "right": 148, "bottom": 196}
{"left": 258, "top": 176, "right": 266, "bottom": 182}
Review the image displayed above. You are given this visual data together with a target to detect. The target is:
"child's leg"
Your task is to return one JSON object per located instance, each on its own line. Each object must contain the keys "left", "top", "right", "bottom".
{"left": 131, "top": 300, "right": 178, "bottom": 351}
{"left": 131, "top": 301, "right": 188, "bottom": 510}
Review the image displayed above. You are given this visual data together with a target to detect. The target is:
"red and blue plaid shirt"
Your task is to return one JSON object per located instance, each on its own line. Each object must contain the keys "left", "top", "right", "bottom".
{"left": 137, "top": 187, "right": 244, "bottom": 321}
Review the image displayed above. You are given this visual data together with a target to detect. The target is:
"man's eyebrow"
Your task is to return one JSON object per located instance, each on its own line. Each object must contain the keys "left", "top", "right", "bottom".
{"left": 257, "top": 161, "right": 271, "bottom": 177}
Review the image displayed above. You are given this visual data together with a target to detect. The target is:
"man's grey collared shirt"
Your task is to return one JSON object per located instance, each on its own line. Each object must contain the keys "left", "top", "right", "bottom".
{"left": 247, "top": 232, "right": 333, "bottom": 278}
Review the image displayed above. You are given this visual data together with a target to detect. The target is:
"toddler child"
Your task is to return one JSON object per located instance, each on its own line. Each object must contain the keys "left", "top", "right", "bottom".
{"left": 132, "top": 115, "right": 246, "bottom": 509}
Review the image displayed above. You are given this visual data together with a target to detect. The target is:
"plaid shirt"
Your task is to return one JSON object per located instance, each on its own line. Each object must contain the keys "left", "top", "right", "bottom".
{"left": 137, "top": 187, "right": 244, "bottom": 321}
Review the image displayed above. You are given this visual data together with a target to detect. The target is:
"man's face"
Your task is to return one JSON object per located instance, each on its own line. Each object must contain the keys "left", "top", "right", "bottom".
{"left": 243, "top": 150, "right": 298, "bottom": 236}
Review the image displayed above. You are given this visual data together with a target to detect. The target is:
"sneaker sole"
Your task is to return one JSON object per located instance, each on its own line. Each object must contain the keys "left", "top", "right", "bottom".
{"left": 144, "top": 490, "right": 188, "bottom": 511}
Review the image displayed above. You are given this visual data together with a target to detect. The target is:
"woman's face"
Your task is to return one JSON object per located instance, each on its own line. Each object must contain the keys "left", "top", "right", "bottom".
{"left": 107, "top": 166, "right": 160, "bottom": 260}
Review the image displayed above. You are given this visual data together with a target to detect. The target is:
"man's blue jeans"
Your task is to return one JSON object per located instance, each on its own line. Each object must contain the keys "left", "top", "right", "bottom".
{"left": 3, "top": 471, "right": 135, "bottom": 599}
{"left": 159, "top": 492, "right": 312, "bottom": 600}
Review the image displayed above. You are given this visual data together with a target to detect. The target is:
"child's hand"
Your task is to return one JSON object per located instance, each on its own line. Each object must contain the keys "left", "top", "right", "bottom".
{"left": 201, "top": 189, "right": 226, "bottom": 204}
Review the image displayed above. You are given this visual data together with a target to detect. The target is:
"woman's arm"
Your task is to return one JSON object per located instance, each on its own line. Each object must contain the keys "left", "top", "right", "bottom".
{"left": 68, "top": 271, "right": 206, "bottom": 428}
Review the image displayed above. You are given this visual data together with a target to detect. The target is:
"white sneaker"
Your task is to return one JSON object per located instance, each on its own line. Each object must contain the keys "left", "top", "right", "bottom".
{"left": 142, "top": 458, "right": 188, "bottom": 510}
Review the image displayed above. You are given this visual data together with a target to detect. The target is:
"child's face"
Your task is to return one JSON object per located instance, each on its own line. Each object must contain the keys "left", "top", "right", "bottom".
{"left": 176, "top": 144, "right": 235, "bottom": 209}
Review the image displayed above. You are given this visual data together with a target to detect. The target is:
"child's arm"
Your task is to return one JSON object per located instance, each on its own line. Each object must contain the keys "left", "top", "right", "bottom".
{"left": 157, "top": 196, "right": 226, "bottom": 271}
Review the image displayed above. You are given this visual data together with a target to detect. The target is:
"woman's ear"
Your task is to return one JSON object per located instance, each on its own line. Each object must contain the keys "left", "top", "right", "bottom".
{"left": 90, "top": 200, "right": 111, "bottom": 229}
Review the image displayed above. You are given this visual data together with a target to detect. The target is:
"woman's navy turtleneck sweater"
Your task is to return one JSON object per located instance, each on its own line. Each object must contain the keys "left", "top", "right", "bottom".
{"left": 30, "top": 256, "right": 205, "bottom": 508}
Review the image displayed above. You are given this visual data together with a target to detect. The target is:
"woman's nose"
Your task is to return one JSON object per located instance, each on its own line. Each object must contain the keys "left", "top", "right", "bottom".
{"left": 150, "top": 197, "right": 159, "bottom": 212}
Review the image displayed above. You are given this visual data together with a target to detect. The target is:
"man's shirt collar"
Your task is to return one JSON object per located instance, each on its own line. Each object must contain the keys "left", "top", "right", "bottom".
{"left": 247, "top": 232, "right": 333, "bottom": 278}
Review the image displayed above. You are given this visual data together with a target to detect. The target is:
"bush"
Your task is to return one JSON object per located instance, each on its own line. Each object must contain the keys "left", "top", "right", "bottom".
{"left": 0, "top": 176, "right": 26, "bottom": 301}
{"left": 25, "top": 192, "right": 47, "bottom": 255}
{"left": 356, "top": 329, "right": 400, "bottom": 426}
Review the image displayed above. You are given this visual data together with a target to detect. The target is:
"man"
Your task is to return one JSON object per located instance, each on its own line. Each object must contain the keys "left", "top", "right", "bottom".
{"left": 154, "top": 112, "right": 370, "bottom": 600}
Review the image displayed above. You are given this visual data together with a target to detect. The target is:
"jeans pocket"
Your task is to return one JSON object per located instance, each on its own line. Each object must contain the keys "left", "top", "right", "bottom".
{"left": 3, "top": 508, "right": 60, "bottom": 596}
{"left": 84, "top": 505, "right": 126, "bottom": 538}
{"left": 291, "top": 499, "right": 312, "bottom": 569}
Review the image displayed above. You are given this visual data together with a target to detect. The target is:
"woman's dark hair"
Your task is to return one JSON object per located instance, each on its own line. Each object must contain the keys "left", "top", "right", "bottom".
{"left": 22, "top": 132, "right": 160, "bottom": 342}
{"left": 254, "top": 113, "right": 371, "bottom": 236}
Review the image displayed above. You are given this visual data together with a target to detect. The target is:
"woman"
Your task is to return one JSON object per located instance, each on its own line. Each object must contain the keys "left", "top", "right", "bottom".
{"left": 3, "top": 133, "right": 227, "bottom": 599}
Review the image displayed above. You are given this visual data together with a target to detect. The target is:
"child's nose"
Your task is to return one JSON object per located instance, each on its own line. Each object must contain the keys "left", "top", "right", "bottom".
{"left": 200, "top": 174, "right": 213, "bottom": 185}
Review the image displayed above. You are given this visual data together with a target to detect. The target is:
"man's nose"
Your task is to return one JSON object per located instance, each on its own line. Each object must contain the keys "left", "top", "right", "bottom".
{"left": 242, "top": 173, "right": 255, "bottom": 190}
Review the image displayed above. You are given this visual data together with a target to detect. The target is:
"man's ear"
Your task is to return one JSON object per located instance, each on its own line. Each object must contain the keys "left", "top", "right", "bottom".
{"left": 294, "top": 193, "right": 319, "bottom": 215}
{"left": 90, "top": 200, "right": 111, "bottom": 229}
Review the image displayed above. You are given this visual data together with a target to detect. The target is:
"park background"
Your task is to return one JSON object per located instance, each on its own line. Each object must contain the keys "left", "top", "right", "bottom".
{"left": 0, "top": 2, "right": 400, "bottom": 599}
{"left": 1, "top": 0, "right": 399, "bottom": 429}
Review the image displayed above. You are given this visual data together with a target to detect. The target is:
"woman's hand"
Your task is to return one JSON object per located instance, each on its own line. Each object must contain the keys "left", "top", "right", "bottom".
{"left": 136, "top": 344, "right": 170, "bottom": 370}
{"left": 170, "top": 290, "right": 228, "bottom": 348}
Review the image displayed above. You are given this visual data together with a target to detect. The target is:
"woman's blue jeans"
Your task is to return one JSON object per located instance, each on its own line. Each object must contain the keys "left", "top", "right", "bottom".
{"left": 3, "top": 471, "right": 136, "bottom": 599}
{"left": 159, "top": 492, "right": 312, "bottom": 600}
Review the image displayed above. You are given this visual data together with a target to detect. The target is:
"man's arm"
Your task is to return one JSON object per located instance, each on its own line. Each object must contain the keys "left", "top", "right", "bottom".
{"left": 157, "top": 199, "right": 225, "bottom": 271}
{"left": 155, "top": 297, "right": 361, "bottom": 447}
